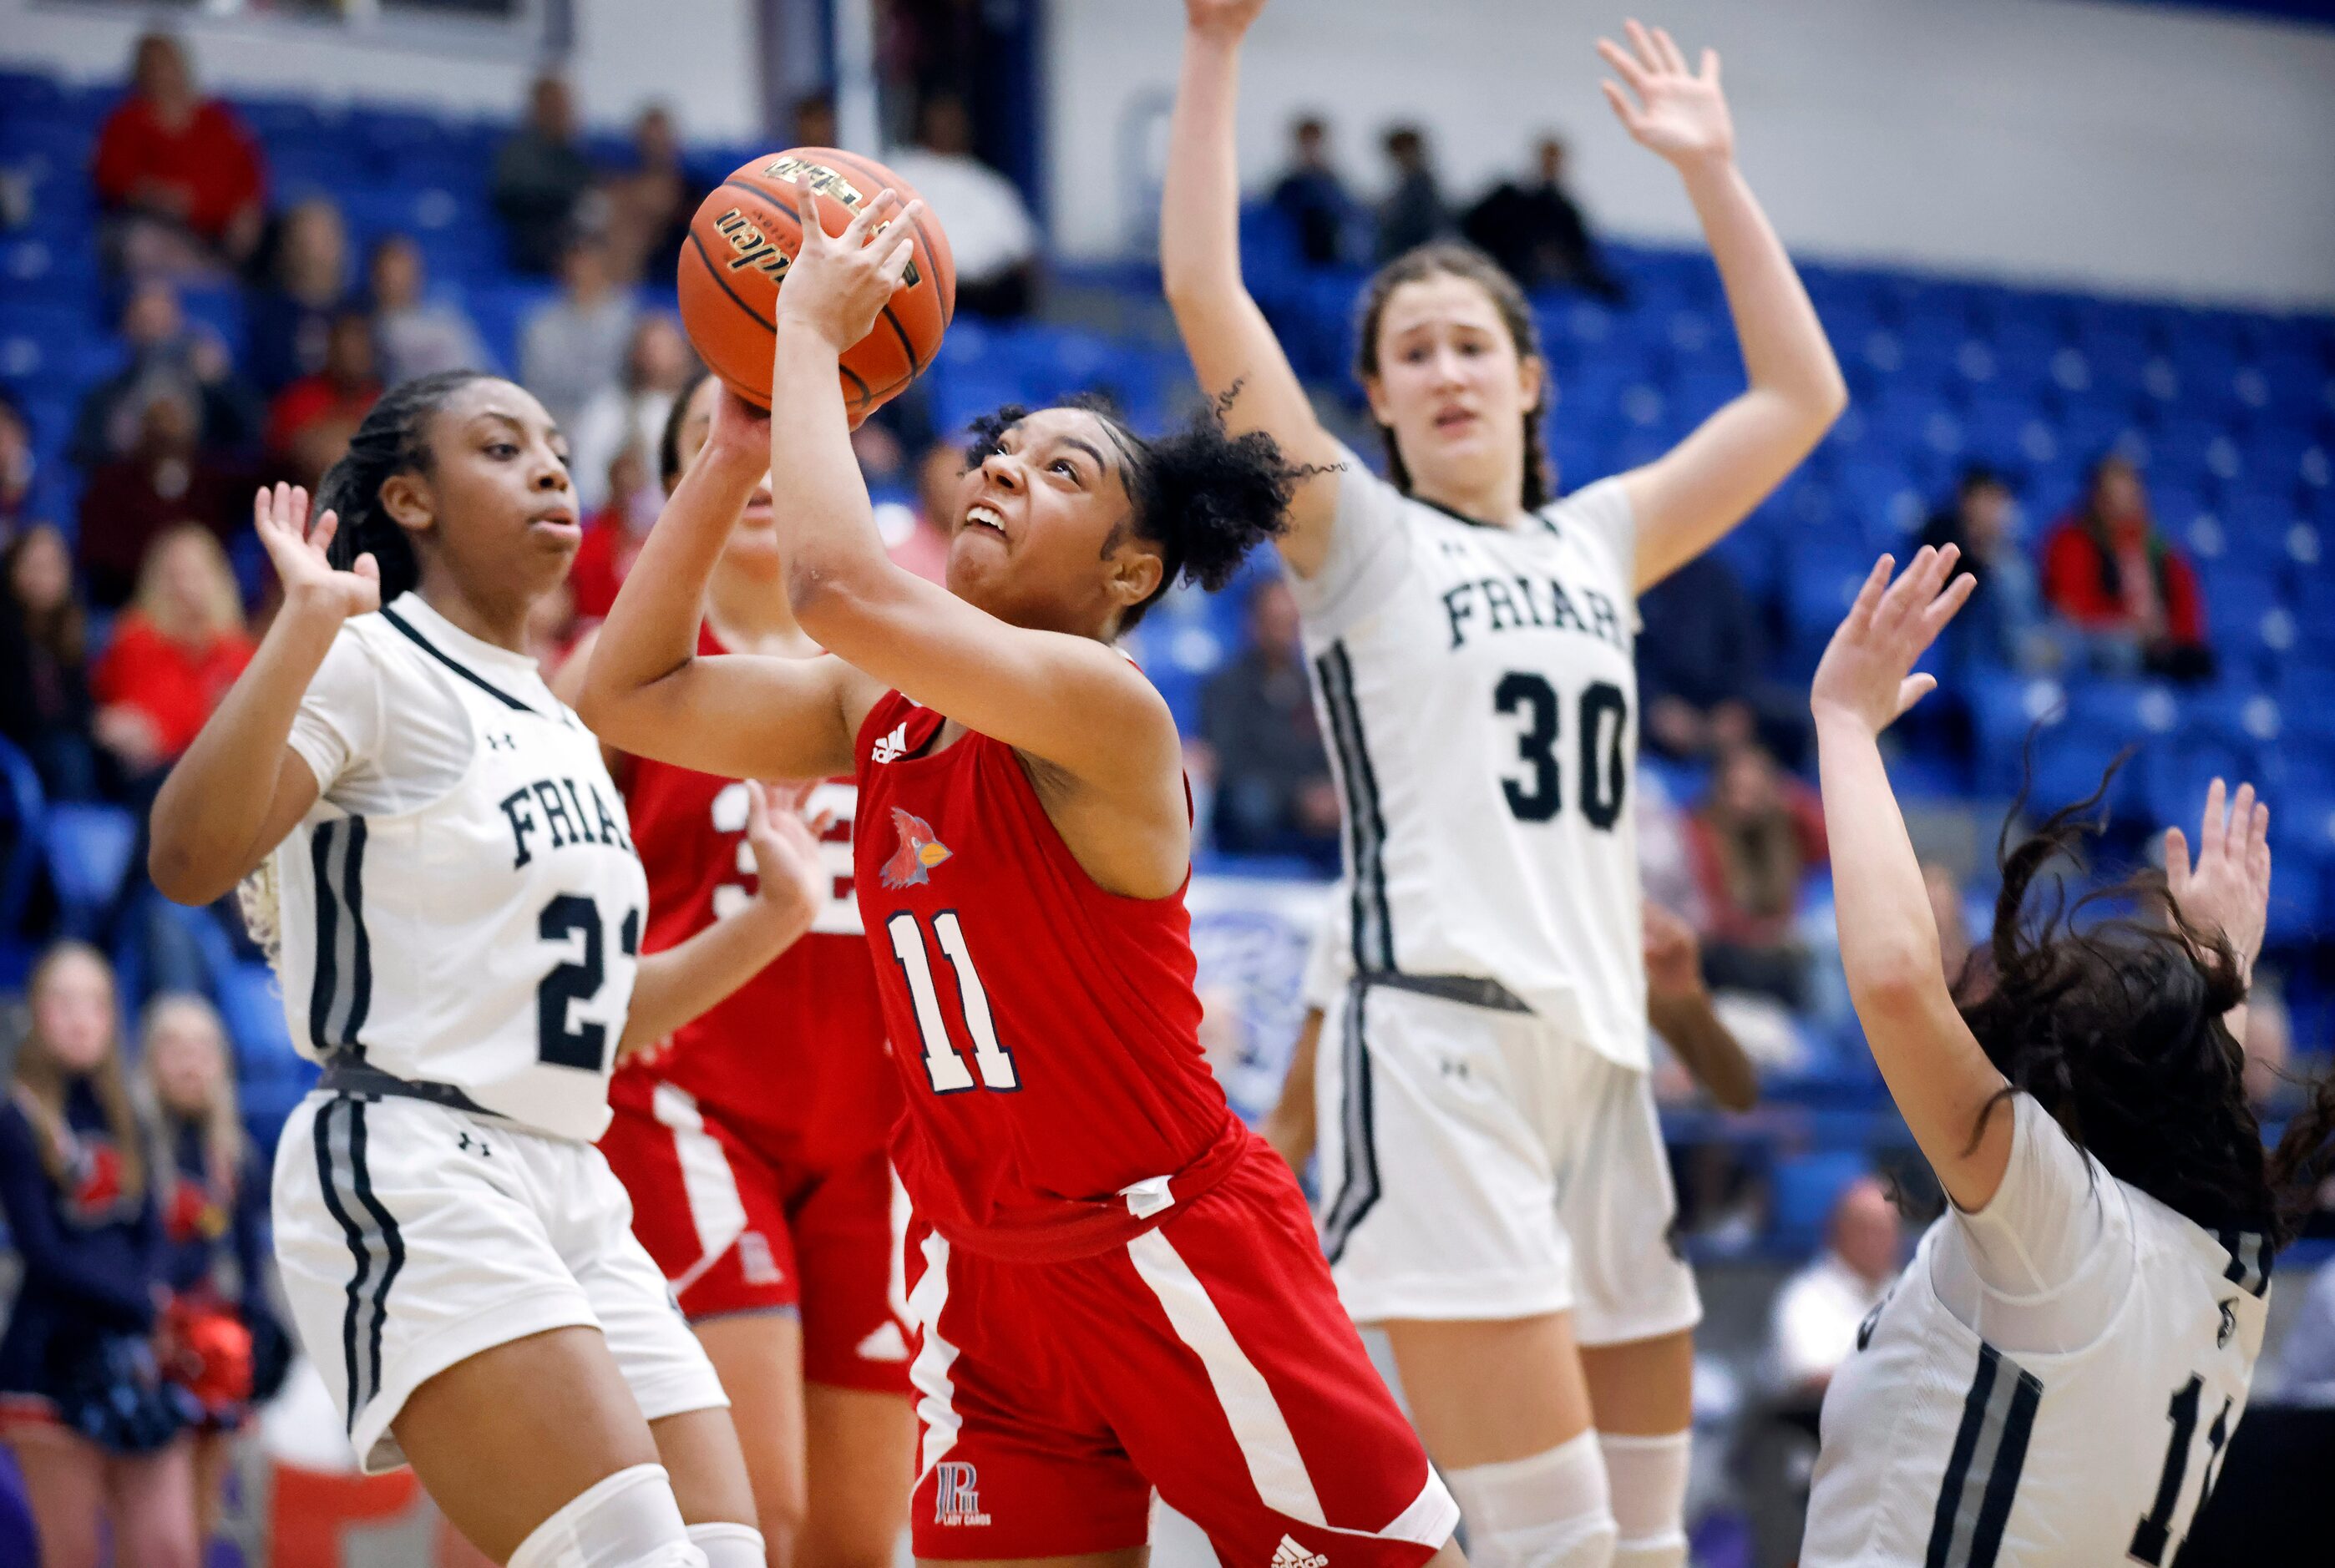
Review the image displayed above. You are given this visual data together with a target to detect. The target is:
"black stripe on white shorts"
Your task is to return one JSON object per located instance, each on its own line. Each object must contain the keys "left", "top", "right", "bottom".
{"left": 312, "top": 1097, "right": 406, "bottom": 1433}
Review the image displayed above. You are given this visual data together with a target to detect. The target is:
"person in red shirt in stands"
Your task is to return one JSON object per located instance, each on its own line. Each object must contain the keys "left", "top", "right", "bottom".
{"left": 2041, "top": 454, "right": 2214, "bottom": 682}
{"left": 91, "top": 525, "right": 255, "bottom": 797}
{"left": 91, "top": 33, "right": 266, "bottom": 277}
{"left": 264, "top": 311, "right": 382, "bottom": 488}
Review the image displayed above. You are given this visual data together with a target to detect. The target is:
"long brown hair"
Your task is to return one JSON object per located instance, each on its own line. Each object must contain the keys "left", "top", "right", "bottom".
{"left": 3, "top": 524, "right": 88, "bottom": 668}
{"left": 134, "top": 523, "right": 246, "bottom": 646}
{"left": 1354, "top": 242, "right": 1552, "bottom": 512}
{"left": 10, "top": 942, "right": 149, "bottom": 1202}
{"left": 139, "top": 993, "right": 248, "bottom": 1202}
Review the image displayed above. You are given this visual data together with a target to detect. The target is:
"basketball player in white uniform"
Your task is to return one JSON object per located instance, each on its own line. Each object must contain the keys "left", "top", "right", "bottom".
{"left": 1806, "top": 545, "right": 2335, "bottom": 1565}
{"left": 148, "top": 374, "right": 831, "bottom": 1568}
{"left": 1165, "top": 8, "right": 1846, "bottom": 1564}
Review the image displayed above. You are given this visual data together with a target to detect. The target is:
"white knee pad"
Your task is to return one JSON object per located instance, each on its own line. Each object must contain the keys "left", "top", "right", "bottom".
{"left": 508, "top": 1464, "right": 708, "bottom": 1568}
{"left": 1445, "top": 1429, "right": 1617, "bottom": 1568}
{"left": 1599, "top": 1430, "right": 1690, "bottom": 1568}
{"left": 686, "top": 1522, "right": 768, "bottom": 1568}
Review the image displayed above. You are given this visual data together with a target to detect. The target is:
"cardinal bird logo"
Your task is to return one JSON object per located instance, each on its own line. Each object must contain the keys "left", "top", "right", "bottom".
{"left": 881, "top": 808, "right": 953, "bottom": 888}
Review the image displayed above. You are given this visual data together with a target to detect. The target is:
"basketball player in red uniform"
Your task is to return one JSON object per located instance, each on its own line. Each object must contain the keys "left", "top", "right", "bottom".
{"left": 580, "top": 190, "right": 1463, "bottom": 1566}
{"left": 555, "top": 371, "right": 913, "bottom": 1567}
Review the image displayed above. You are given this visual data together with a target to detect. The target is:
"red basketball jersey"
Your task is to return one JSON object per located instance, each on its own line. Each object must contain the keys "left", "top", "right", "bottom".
{"left": 618, "top": 625, "right": 899, "bottom": 1168}
{"left": 852, "top": 691, "right": 1239, "bottom": 1262}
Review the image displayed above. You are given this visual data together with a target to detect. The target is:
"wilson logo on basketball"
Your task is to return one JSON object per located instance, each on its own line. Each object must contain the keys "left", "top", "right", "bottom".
{"left": 756, "top": 154, "right": 923, "bottom": 286}
{"left": 712, "top": 208, "right": 793, "bottom": 281}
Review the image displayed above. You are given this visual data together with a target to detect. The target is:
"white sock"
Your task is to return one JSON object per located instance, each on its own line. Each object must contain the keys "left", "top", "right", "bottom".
{"left": 1445, "top": 1429, "right": 1616, "bottom": 1568}
{"left": 507, "top": 1464, "right": 709, "bottom": 1568}
{"left": 686, "top": 1521, "right": 768, "bottom": 1568}
{"left": 1600, "top": 1430, "right": 1691, "bottom": 1568}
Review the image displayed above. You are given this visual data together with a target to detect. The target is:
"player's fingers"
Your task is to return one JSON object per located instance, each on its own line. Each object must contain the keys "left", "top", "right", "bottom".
{"left": 352, "top": 552, "right": 379, "bottom": 585}
{"left": 1842, "top": 554, "right": 1892, "bottom": 635}
{"left": 309, "top": 508, "right": 339, "bottom": 554}
{"left": 1625, "top": 18, "right": 1664, "bottom": 76}
{"left": 1651, "top": 24, "right": 1689, "bottom": 74}
{"left": 2226, "top": 782, "right": 2256, "bottom": 860}
{"left": 2200, "top": 776, "right": 2228, "bottom": 862}
{"left": 1701, "top": 46, "right": 1721, "bottom": 85}
{"left": 1919, "top": 570, "right": 1978, "bottom": 635}
{"left": 880, "top": 234, "right": 915, "bottom": 285}
{"left": 2164, "top": 826, "right": 2191, "bottom": 893}
{"left": 841, "top": 189, "right": 893, "bottom": 247}
{"left": 1596, "top": 38, "right": 1651, "bottom": 99}
{"left": 1876, "top": 546, "right": 1937, "bottom": 626}
{"left": 1598, "top": 79, "right": 1644, "bottom": 134}
{"left": 793, "top": 176, "right": 829, "bottom": 245}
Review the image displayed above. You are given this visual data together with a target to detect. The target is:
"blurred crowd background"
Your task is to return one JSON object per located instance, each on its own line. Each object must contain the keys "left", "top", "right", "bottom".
{"left": 0, "top": 1, "right": 2332, "bottom": 1564}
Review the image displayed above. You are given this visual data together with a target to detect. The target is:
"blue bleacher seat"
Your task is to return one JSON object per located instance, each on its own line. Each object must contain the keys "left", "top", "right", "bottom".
{"left": 0, "top": 739, "right": 44, "bottom": 931}
{"left": 1770, "top": 1151, "right": 1872, "bottom": 1254}
{"left": 41, "top": 802, "right": 136, "bottom": 937}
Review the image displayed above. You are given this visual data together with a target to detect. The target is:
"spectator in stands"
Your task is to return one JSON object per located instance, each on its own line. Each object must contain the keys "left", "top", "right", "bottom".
{"left": 1688, "top": 742, "right": 1829, "bottom": 1008}
{"left": 886, "top": 93, "right": 1039, "bottom": 319}
{"left": 1769, "top": 1175, "right": 1903, "bottom": 1396}
{"left": 895, "top": 440, "right": 962, "bottom": 584}
{"left": 68, "top": 281, "right": 262, "bottom": 468}
{"left": 568, "top": 314, "right": 695, "bottom": 513}
{"left": 75, "top": 387, "right": 246, "bottom": 609}
{"left": 521, "top": 233, "right": 638, "bottom": 438}
{"left": 1269, "top": 115, "right": 1357, "bottom": 267}
{"left": 1461, "top": 135, "right": 1626, "bottom": 301}
{"left": 368, "top": 233, "right": 490, "bottom": 383}
{"left": 245, "top": 197, "right": 352, "bottom": 396}
{"left": 265, "top": 310, "right": 382, "bottom": 486}
{"left": 0, "top": 942, "right": 200, "bottom": 1568}
{"left": 1373, "top": 124, "right": 1450, "bottom": 264}
{"left": 1, "top": 392, "right": 37, "bottom": 539}
{"left": 1923, "top": 858, "right": 1974, "bottom": 982}
{"left": 1919, "top": 465, "right": 2049, "bottom": 672}
{"left": 1, "top": 524, "right": 99, "bottom": 802}
{"left": 570, "top": 443, "right": 660, "bottom": 624}
{"left": 91, "top": 525, "right": 255, "bottom": 797}
{"left": 2042, "top": 454, "right": 2214, "bottom": 681}
{"left": 140, "top": 994, "right": 281, "bottom": 1555}
{"left": 792, "top": 91, "right": 838, "bottom": 148}
{"left": 493, "top": 74, "right": 598, "bottom": 276}
{"left": 91, "top": 32, "right": 266, "bottom": 279}
{"left": 604, "top": 104, "right": 704, "bottom": 286}
{"left": 1639, "top": 549, "right": 1808, "bottom": 766}
{"left": 1198, "top": 576, "right": 1341, "bottom": 866}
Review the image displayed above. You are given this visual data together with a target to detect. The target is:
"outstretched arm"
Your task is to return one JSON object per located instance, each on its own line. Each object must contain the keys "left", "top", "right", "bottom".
{"left": 1811, "top": 547, "right": 2003, "bottom": 1208}
{"left": 149, "top": 484, "right": 374, "bottom": 906}
{"left": 1161, "top": 0, "right": 1344, "bottom": 574}
{"left": 619, "top": 783, "right": 828, "bottom": 1060}
{"left": 574, "top": 392, "right": 874, "bottom": 782}
{"left": 1645, "top": 901, "right": 1758, "bottom": 1111}
{"left": 2162, "top": 777, "right": 2272, "bottom": 1050}
{"left": 1601, "top": 21, "right": 1846, "bottom": 590}
{"left": 765, "top": 183, "right": 1183, "bottom": 806}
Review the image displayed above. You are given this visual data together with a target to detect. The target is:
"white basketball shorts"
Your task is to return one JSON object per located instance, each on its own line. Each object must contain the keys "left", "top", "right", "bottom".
{"left": 1313, "top": 976, "right": 1702, "bottom": 1342}
{"left": 271, "top": 1090, "right": 727, "bottom": 1473}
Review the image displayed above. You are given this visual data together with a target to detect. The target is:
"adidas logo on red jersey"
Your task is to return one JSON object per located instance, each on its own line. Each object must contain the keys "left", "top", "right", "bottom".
{"left": 871, "top": 722, "right": 910, "bottom": 764}
{"left": 1271, "top": 1535, "right": 1330, "bottom": 1568}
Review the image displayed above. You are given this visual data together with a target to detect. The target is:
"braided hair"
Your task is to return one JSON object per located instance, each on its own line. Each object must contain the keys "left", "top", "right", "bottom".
{"left": 317, "top": 370, "right": 494, "bottom": 601}
{"left": 1355, "top": 242, "right": 1552, "bottom": 512}
{"left": 963, "top": 395, "right": 1298, "bottom": 633}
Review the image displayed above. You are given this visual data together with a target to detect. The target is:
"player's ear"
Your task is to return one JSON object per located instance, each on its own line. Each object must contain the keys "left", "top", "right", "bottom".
{"left": 1106, "top": 529, "right": 1166, "bottom": 610}
{"left": 377, "top": 471, "right": 436, "bottom": 539}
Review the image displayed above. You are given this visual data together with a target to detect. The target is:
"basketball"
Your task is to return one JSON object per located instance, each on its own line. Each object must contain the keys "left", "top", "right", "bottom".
{"left": 677, "top": 148, "right": 955, "bottom": 418}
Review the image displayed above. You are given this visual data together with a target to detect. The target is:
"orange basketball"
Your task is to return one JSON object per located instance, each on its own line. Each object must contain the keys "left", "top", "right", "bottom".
{"left": 677, "top": 148, "right": 955, "bottom": 417}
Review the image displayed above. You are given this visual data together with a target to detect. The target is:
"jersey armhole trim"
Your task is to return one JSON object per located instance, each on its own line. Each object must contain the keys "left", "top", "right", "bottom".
{"left": 379, "top": 607, "right": 544, "bottom": 717}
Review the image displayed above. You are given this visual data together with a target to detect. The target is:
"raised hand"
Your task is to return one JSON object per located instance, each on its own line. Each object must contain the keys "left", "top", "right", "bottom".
{"left": 773, "top": 180, "right": 922, "bottom": 355}
{"left": 1185, "top": 0, "right": 1268, "bottom": 38}
{"left": 742, "top": 781, "right": 835, "bottom": 932}
{"left": 704, "top": 380, "right": 774, "bottom": 466}
{"left": 254, "top": 481, "right": 379, "bottom": 620}
{"left": 2165, "top": 778, "right": 2272, "bottom": 978}
{"left": 1598, "top": 18, "right": 1733, "bottom": 169}
{"left": 1644, "top": 900, "right": 1704, "bottom": 999}
{"left": 1810, "top": 546, "right": 1975, "bottom": 738}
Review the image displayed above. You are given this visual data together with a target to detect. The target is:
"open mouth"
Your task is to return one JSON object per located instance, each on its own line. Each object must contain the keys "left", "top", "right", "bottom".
{"left": 1433, "top": 407, "right": 1479, "bottom": 433}
{"left": 961, "top": 502, "right": 1009, "bottom": 541}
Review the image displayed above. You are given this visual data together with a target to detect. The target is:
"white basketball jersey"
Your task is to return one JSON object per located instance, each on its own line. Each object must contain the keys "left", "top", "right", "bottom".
{"left": 273, "top": 604, "right": 649, "bottom": 1143}
{"left": 1804, "top": 1154, "right": 2269, "bottom": 1565}
{"left": 1296, "top": 458, "right": 1647, "bottom": 1067}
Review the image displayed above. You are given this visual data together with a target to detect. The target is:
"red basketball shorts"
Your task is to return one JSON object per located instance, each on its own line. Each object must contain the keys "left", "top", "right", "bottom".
{"left": 904, "top": 1139, "right": 1457, "bottom": 1563}
{"left": 599, "top": 1075, "right": 911, "bottom": 1394}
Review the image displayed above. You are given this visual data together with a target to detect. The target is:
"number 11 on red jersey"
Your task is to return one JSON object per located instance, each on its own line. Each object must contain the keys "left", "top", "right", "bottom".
{"left": 885, "top": 911, "right": 1021, "bottom": 1094}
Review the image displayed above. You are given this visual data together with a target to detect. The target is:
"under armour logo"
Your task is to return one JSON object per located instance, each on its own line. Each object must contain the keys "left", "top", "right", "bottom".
{"left": 457, "top": 1131, "right": 493, "bottom": 1158}
{"left": 871, "top": 722, "right": 910, "bottom": 764}
{"left": 484, "top": 733, "right": 517, "bottom": 751}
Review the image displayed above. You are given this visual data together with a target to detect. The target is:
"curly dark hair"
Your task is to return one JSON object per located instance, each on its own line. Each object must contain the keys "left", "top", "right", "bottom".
{"left": 1959, "top": 757, "right": 2335, "bottom": 1249}
{"left": 962, "top": 395, "right": 1297, "bottom": 631}
{"left": 1355, "top": 241, "right": 1551, "bottom": 513}
{"left": 317, "top": 369, "right": 496, "bottom": 601}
